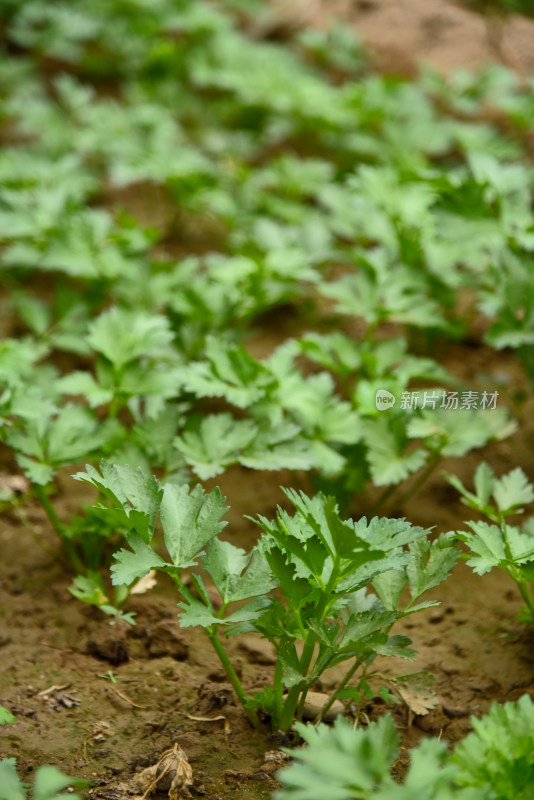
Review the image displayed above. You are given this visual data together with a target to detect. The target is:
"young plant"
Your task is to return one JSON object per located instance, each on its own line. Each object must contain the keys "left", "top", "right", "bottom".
{"left": 77, "top": 460, "right": 458, "bottom": 732}
{"left": 275, "top": 716, "right": 475, "bottom": 800}
{"left": 275, "top": 694, "right": 534, "bottom": 800}
{"left": 58, "top": 306, "right": 184, "bottom": 417}
{"left": 68, "top": 570, "right": 137, "bottom": 626}
{"left": 451, "top": 693, "right": 534, "bottom": 798}
{"left": 0, "top": 391, "right": 124, "bottom": 571}
{"left": 446, "top": 462, "right": 534, "bottom": 623}
{"left": 0, "top": 759, "right": 86, "bottom": 800}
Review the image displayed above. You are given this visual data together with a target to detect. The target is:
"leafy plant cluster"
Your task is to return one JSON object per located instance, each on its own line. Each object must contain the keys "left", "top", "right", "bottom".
{"left": 448, "top": 462, "right": 534, "bottom": 623}
{"left": 276, "top": 693, "right": 534, "bottom": 800}
{"left": 0, "top": 758, "right": 85, "bottom": 800}
{"left": 73, "top": 460, "right": 458, "bottom": 731}
{"left": 0, "top": 0, "right": 529, "bottom": 591}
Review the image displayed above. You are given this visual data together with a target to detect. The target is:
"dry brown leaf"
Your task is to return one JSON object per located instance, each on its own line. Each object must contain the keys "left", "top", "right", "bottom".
{"left": 108, "top": 686, "right": 147, "bottom": 709}
{"left": 133, "top": 743, "right": 193, "bottom": 800}
{"left": 130, "top": 571, "right": 157, "bottom": 595}
{"left": 185, "top": 713, "right": 231, "bottom": 742}
{"left": 397, "top": 685, "right": 440, "bottom": 716}
{"left": 38, "top": 683, "right": 70, "bottom": 698}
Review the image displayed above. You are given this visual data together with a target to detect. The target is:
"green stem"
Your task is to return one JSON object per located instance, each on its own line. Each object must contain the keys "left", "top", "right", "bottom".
{"left": 173, "top": 574, "right": 260, "bottom": 730}
{"left": 272, "top": 657, "right": 284, "bottom": 730}
{"left": 363, "top": 320, "right": 379, "bottom": 344}
{"left": 313, "top": 654, "right": 366, "bottom": 725}
{"left": 279, "top": 561, "right": 340, "bottom": 731}
{"left": 35, "top": 485, "right": 83, "bottom": 572}
{"left": 514, "top": 575, "right": 534, "bottom": 622}
{"left": 173, "top": 574, "right": 197, "bottom": 606}
{"left": 279, "top": 650, "right": 313, "bottom": 731}
{"left": 35, "top": 485, "right": 63, "bottom": 534}
{"left": 207, "top": 629, "right": 260, "bottom": 730}
{"left": 107, "top": 395, "right": 121, "bottom": 418}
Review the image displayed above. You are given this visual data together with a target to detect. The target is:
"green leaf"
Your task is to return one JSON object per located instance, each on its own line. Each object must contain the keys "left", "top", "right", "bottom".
{"left": 87, "top": 307, "right": 174, "bottom": 369}
{"left": 45, "top": 405, "right": 112, "bottom": 464}
{"left": 455, "top": 521, "right": 534, "bottom": 575}
{"left": 182, "top": 337, "right": 274, "bottom": 408}
{"left": 159, "top": 483, "right": 228, "bottom": 569}
{"left": 240, "top": 423, "right": 316, "bottom": 472}
{"left": 455, "top": 521, "right": 506, "bottom": 575}
{"left": 372, "top": 570, "right": 408, "bottom": 611}
{"left": 0, "top": 707, "right": 15, "bottom": 726}
{"left": 363, "top": 416, "right": 427, "bottom": 486}
{"left": 493, "top": 468, "right": 534, "bottom": 515}
{"left": 277, "top": 371, "right": 362, "bottom": 444}
{"left": 473, "top": 462, "right": 495, "bottom": 507}
{"left": 202, "top": 539, "right": 277, "bottom": 604}
{"left": 298, "top": 332, "right": 362, "bottom": 377}
{"left": 177, "top": 596, "right": 225, "bottom": 628}
{"left": 277, "top": 715, "right": 400, "bottom": 799}
{"left": 69, "top": 571, "right": 108, "bottom": 605}
{"left": 0, "top": 759, "right": 85, "bottom": 800}
{"left": 445, "top": 469, "right": 496, "bottom": 518}
{"left": 16, "top": 455, "right": 54, "bottom": 486}
{"left": 452, "top": 695, "right": 534, "bottom": 799}
{"left": 340, "top": 604, "right": 399, "bottom": 650}
{"left": 33, "top": 766, "right": 84, "bottom": 800}
{"left": 0, "top": 759, "right": 26, "bottom": 800}
{"left": 56, "top": 372, "right": 113, "bottom": 407}
{"left": 261, "top": 544, "right": 319, "bottom": 613}
{"left": 223, "top": 595, "right": 273, "bottom": 627}
{"left": 74, "top": 461, "right": 162, "bottom": 542}
{"left": 353, "top": 516, "right": 430, "bottom": 551}
{"left": 373, "top": 635, "right": 416, "bottom": 660}
{"left": 8, "top": 405, "right": 119, "bottom": 484}
{"left": 110, "top": 532, "right": 167, "bottom": 586}
{"left": 408, "top": 408, "right": 509, "bottom": 458}
{"left": 281, "top": 490, "right": 384, "bottom": 567}
{"left": 278, "top": 640, "right": 306, "bottom": 688}
{"left": 406, "top": 535, "right": 459, "bottom": 600}
{"left": 174, "top": 413, "right": 256, "bottom": 479}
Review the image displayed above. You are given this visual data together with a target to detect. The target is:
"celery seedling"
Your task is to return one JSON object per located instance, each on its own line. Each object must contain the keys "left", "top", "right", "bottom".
{"left": 447, "top": 462, "right": 534, "bottom": 623}
{"left": 78, "top": 460, "right": 458, "bottom": 731}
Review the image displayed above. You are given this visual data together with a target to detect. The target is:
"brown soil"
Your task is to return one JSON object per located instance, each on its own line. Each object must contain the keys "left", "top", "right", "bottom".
{"left": 2, "top": 2, "right": 534, "bottom": 798}
{"left": 311, "top": 0, "right": 534, "bottom": 75}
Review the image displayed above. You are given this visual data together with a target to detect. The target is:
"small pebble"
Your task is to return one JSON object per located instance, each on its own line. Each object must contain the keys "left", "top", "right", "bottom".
{"left": 442, "top": 702, "right": 468, "bottom": 719}
{"left": 301, "top": 691, "right": 345, "bottom": 722}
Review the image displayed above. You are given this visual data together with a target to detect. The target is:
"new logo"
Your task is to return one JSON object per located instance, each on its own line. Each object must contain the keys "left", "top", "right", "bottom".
{"left": 375, "top": 390, "right": 396, "bottom": 411}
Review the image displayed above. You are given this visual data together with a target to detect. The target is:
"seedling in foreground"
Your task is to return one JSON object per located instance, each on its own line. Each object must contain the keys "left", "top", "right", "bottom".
{"left": 0, "top": 759, "right": 86, "bottom": 800}
{"left": 275, "top": 694, "right": 534, "bottom": 800}
{"left": 447, "top": 462, "right": 534, "bottom": 623}
{"left": 77, "top": 460, "right": 458, "bottom": 732}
